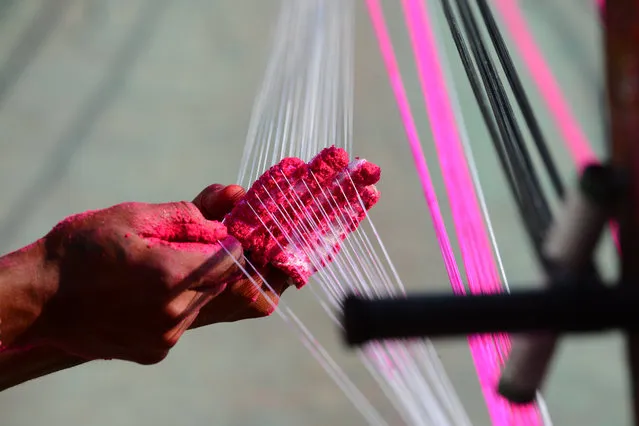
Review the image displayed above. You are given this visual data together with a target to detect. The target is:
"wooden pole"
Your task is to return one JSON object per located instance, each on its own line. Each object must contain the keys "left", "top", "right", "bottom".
{"left": 604, "top": 2, "right": 639, "bottom": 423}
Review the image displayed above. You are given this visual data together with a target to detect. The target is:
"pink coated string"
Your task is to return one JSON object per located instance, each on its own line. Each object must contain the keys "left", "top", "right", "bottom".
{"left": 491, "top": 0, "right": 619, "bottom": 251}
{"left": 366, "top": 0, "right": 544, "bottom": 424}
{"left": 400, "top": 1, "right": 543, "bottom": 425}
{"left": 365, "top": 0, "right": 466, "bottom": 297}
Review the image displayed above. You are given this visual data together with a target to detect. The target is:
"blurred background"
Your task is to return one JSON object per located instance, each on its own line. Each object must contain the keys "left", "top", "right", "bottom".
{"left": 0, "top": 0, "right": 622, "bottom": 425}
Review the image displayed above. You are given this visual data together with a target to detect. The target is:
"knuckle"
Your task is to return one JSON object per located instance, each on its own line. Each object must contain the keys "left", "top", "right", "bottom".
{"left": 157, "top": 268, "right": 177, "bottom": 292}
{"left": 133, "top": 257, "right": 174, "bottom": 293}
{"left": 174, "top": 201, "right": 203, "bottom": 219}
{"left": 139, "top": 258, "right": 175, "bottom": 292}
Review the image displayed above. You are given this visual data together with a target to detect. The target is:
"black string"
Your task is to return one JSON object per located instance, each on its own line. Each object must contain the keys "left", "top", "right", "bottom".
{"left": 440, "top": 0, "right": 603, "bottom": 283}
{"left": 475, "top": 0, "right": 566, "bottom": 199}
{"left": 442, "top": 0, "right": 552, "bottom": 253}
{"left": 439, "top": 0, "right": 527, "bottom": 206}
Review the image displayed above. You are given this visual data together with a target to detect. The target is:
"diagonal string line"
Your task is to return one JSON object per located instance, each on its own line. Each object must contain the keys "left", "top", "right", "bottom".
{"left": 233, "top": 1, "right": 475, "bottom": 423}
{"left": 490, "top": 0, "right": 598, "bottom": 169}
{"left": 369, "top": 0, "right": 548, "bottom": 424}
{"left": 401, "top": 0, "right": 533, "bottom": 423}
{"left": 363, "top": 0, "right": 467, "bottom": 296}
{"left": 366, "top": 0, "right": 508, "bottom": 423}
{"left": 490, "top": 0, "right": 619, "bottom": 252}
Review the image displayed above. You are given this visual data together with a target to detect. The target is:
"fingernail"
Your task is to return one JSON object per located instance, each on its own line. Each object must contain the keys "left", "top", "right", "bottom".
{"left": 189, "top": 237, "right": 245, "bottom": 291}
{"left": 221, "top": 185, "right": 246, "bottom": 206}
{"left": 209, "top": 185, "right": 245, "bottom": 214}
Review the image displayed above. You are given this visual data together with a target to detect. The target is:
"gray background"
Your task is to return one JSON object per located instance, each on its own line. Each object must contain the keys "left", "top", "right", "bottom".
{"left": 0, "top": 0, "right": 623, "bottom": 425}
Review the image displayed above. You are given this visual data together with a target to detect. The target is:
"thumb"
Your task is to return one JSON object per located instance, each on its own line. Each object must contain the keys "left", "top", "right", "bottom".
{"left": 193, "top": 184, "right": 246, "bottom": 221}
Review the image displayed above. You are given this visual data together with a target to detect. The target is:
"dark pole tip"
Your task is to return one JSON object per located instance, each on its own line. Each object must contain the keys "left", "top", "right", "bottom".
{"left": 497, "top": 379, "right": 537, "bottom": 405}
{"left": 342, "top": 294, "right": 370, "bottom": 347}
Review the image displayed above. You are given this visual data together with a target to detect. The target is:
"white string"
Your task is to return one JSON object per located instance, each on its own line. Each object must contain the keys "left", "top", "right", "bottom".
{"left": 426, "top": 0, "right": 555, "bottom": 424}
{"left": 231, "top": 0, "right": 473, "bottom": 424}
{"left": 232, "top": 166, "right": 472, "bottom": 425}
{"left": 218, "top": 243, "right": 388, "bottom": 426}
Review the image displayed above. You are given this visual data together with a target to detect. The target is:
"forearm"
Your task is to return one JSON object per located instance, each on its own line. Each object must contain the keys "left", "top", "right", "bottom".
{"left": 0, "top": 241, "right": 87, "bottom": 391}
{"left": 0, "top": 239, "right": 58, "bottom": 349}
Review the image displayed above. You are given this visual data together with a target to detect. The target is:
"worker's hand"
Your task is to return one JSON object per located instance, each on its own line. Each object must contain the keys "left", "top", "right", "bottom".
{"left": 32, "top": 199, "right": 244, "bottom": 365}
{"left": 191, "top": 184, "right": 292, "bottom": 326}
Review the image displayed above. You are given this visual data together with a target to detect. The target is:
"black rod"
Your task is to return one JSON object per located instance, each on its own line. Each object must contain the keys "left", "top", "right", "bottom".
{"left": 342, "top": 284, "right": 639, "bottom": 346}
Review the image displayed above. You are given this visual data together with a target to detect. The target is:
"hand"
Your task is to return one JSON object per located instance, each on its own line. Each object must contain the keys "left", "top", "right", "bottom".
{"left": 30, "top": 199, "right": 244, "bottom": 365}
{"left": 0, "top": 183, "right": 298, "bottom": 392}
{"left": 191, "top": 184, "right": 293, "bottom": 326}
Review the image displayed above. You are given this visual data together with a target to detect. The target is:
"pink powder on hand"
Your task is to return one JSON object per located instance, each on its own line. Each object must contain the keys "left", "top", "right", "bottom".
{"left": 225, "top": 146, "right": 381, "bottom": 288}
{"left": 139, "top": 216, "right": 227, "bottom": 242}
{"left": 50, "top": 203, "right": 230, "bottom": 256}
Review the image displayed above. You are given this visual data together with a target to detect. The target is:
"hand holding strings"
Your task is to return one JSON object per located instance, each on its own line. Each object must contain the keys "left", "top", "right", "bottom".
{"left": 0, "top": 183, "right": 293, "bottom": 391}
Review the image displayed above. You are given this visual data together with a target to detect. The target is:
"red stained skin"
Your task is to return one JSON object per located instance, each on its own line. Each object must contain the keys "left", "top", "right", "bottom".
{"left": 225, "top": 146, "right": 382, "bottom": 288}
{"left": 52, "top": 204, "right": 229, "bottom": 255}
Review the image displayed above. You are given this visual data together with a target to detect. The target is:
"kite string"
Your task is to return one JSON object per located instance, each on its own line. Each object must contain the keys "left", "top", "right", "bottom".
{"left": 248, "top": 171, "right": 470, "bottom": 425}
{"left": 364, "top": 0, "right": 467, "bottom": 296}
{"left": 401, "top": 2, "right": 542, "bottom": 425}
{"left": 427, "top": 1, "right": 555, "bottom": 424}
{"left": 366, "top": 1, "right": 508, "bottom": 424}
{"left": 218, "top": 243, "right": 389, "bottom": 426}
{"left": 368, "top": 0, "right": 547, "bottom": 424}
{"left": 491, "top": 0, "right": 598, "bottom": 169}
{"left": 234, "top": 2, "right": 477, "bottom": 423}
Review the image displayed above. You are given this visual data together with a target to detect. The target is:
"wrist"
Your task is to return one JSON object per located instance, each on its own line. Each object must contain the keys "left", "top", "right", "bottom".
{"left": 0, "top": 239, "right": 60, "bottom": 349}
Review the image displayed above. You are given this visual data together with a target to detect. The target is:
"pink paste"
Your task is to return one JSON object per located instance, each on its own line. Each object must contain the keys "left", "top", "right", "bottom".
{"left": 225, "top": 146, "right": 381, "bottom": 288}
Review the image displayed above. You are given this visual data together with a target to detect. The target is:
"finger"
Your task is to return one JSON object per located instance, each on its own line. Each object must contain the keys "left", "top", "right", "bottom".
{"left": 227, "top": 277, "right": 290, "bottom": 321}
{"left": 128, "top": 290, "right": 217, "bottom": 353}
{"left": 188, "top": 291, "right": 249, "bottom": 328}
{"left": 193, "top": 184, "right": 246, "bottom": 220}
{"left": 204, "top": 285, "right": 281, "bottom": 324}
{"left": 168, "top": 287, "right": 225, "bottom": 328}
{"left": 192, "top": 184, "right": 225, "bottom": 213}
{"left": 189, "top": 267, "right": 291, "bottom": 327}
{"left": 134, "top": 202, "right": 229, "bottom": 244}
{"left": 227, "top": 288, "right": 281, "bottom": 322}
{"left": 188, "top": 271, "right": 265, "bottom": 328}
{"left": 224, "top": 268, "right": 292, "bottom": 322}
{"left": 164, "top": 293, "right": 213, "bottom": 342}
{"left": 178, "top": 236, "right": 244, "bottom": 292}
{"left": 160, "top": 287, "right": 225, "bottom": 329}
{"left": 148, "top": 235, "right": 244, "bottom": 295}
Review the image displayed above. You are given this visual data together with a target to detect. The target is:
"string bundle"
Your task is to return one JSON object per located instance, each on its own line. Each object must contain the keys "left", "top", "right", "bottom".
{"left": 229, "top": 0, "right": 601, "bottom": 425}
